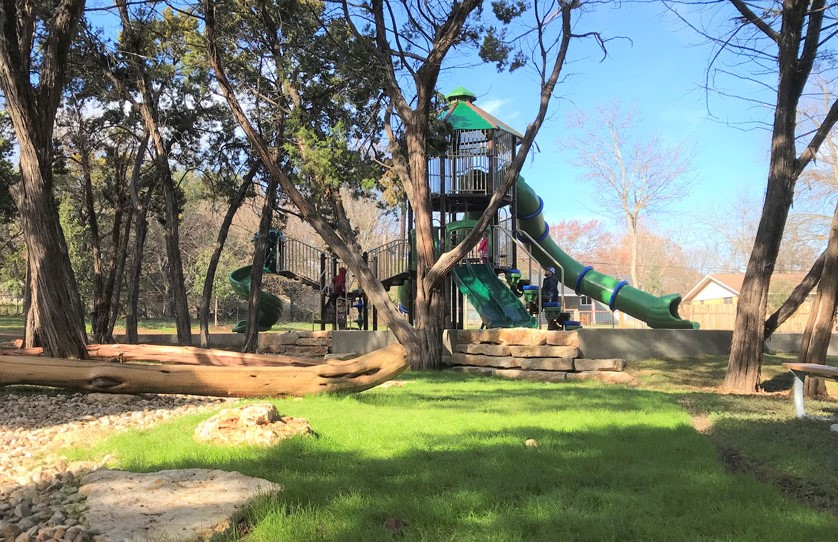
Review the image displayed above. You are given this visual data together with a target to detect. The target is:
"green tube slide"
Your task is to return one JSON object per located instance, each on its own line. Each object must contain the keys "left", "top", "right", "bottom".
{"left": 229, "top": 265, "right": 284, "bottom": 333}
{"left": 516, "top": 177, "right": 697, "bottom": 329}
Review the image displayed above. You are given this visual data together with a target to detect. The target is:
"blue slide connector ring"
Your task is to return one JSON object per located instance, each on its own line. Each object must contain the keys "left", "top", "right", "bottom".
{"left": 608, "top": 280, "right": 629, "bottom": 311}
{"left": 574, "top": 266, "right": 593, "bottom": 295}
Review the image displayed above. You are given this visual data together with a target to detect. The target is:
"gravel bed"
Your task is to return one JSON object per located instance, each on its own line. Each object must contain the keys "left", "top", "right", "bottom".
{"left": 0, "top": 388, "right": 233, "bottom": 542}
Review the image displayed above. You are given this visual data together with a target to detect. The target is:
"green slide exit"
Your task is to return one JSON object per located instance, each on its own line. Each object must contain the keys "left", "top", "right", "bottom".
{"left": 515, "top": 177, "right": 697, "bottom": 329}
{"left": 229, "top": 265, "right": 284, "bottom": 333}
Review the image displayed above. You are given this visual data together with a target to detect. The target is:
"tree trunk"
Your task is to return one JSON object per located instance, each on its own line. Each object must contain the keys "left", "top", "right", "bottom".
{"left": 159, "top": 170, "right": 192, "bottom": 345}
{"left": 764, "top": 250, "right": 825, "bottom": 339}
{"left": 81, "top": 149, "right": 109, "bottom": 343}
{"left": 199, "top": 173, "right": 253, "bottom": 348}
{"left": 115, "top": 0, "right": 191, "bottom": 345}
{"left": 243, "top": 177, "right": 277, "bottom": 353}
{"left": 0, "top": 0, "right": 88, "bottom": 358}
{"left": 404, "top": 119, "right": 446, "bottom": 370}
{"left": 796, "top": 199, "right": 838, "bottom": 398}
{"left": 628, "top": 214, "right": 639, "bottom": 291}
{"left": 15, "top": 149, "right": 89, "bottom": 358}
{"left": 125, "top": 204, "right": 149, "bottom": 344}
{"left": 410, "top": 282, "right": 446, "bottom": 370}
{"left": 22, "top": 257, "right": 36, "bottom": 347}
{"left": 108, "top": 206, "right": 135, "bottom": 338}
{"left": 723, "top": 4, "right": 805, "bottom": 393}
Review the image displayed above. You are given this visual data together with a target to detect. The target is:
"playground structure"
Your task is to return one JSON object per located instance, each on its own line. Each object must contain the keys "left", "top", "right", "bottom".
{"left": 231, "top": 87, "right": 697, "bottom": 333}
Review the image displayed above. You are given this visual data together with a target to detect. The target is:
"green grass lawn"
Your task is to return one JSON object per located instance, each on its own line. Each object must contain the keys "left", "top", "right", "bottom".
{"left": 63, "top": 369, "right": 838, "bottom": 541}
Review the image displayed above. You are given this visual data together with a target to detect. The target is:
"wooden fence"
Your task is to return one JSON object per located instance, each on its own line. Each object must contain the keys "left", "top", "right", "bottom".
{"left": 680, "top": 303, "right": 812, "bottom": 333}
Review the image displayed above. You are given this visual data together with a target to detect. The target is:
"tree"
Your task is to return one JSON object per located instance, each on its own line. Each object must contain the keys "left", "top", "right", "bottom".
{"left": 547, "top": 219, "right": 610, "bottom": 260}
{"left": 197, "top": 166, "right": 256, "bottom": 348}
{"left": 568, "top": 102, "right": 692, "bottom": 292}
{"left": 0, "top": 0, "right": 89, "bottom": 357}
{"left": 86, "top": 3, "right": 222, "bottom": 345}
{"left": 797, "top": 198, "right": 837, "bottom": 397}
{"left": 205, "top": 0, "right": 602, "bottom": 369}
{"left": 668, "top": 1, "right": 838, "bottom": 392}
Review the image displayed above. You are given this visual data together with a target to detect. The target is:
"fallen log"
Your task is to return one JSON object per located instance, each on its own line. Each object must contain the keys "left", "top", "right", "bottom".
{"left": 0, "top": 343, "right": 321, "bottom": 367}
{"left": 0, "top": 343, "right": 408, "bottom": 397}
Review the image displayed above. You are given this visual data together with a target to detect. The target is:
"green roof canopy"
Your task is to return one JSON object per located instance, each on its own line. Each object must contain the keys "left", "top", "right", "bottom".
{"left": 445, "top": 86, "right": 477, "bottom": 102}
{"left": 439, "top": 88, "right": 524, "bottom": 139}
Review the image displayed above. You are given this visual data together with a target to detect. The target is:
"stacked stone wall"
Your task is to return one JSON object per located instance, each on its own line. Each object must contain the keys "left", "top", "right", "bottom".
{"left": 258, "top": 331, "right": 332, "bottom": 357}
{"left": 443, "top": 329, "right": 633, "bottom": 384}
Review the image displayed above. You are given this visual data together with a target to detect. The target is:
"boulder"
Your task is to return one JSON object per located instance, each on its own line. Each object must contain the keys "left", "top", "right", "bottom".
{"left": 81, "top": 469, "right": 281, "bottom": 541}
{"left": 194, "top": 403, "right": 312, "bottom": 447}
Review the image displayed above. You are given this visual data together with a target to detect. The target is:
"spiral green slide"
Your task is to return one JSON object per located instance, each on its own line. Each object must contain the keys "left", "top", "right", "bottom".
{"left": 229, "top": 265, "right": 284, "bottom": 333}
{"left": 516, "top": 177, "right": 697, "bottom": 329}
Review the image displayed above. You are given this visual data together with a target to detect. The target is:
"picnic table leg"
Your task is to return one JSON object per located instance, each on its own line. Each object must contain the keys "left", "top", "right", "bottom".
{"left": 792, "top": 371, "right": 806, "bottom": 418}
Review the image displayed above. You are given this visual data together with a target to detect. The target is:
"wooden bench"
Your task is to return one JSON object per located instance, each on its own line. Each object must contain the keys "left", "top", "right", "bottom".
{"left": 782, "top": 363, "right": 838, "bottom": 418}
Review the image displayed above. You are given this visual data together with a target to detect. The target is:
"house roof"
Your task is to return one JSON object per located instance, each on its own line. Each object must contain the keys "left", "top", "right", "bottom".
{"left": 682, "top": 272, "right": 808, "bottom": 303}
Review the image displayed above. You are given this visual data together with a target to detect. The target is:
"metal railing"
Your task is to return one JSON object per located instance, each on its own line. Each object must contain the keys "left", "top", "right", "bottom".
{"left": 367, "top": 238, "right": 410, "bottom": 284}
{"left": 277, "top": 236, "right": 325, "bottom": 289}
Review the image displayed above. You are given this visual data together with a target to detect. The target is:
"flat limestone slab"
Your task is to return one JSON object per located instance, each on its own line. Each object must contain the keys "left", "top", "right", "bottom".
{"left": 80, "top": 469, "right": 281, "bottom": 541}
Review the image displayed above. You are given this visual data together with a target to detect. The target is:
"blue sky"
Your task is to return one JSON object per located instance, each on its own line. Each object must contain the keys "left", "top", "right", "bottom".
{"left": 438, "top": 2, "right": 773, "bottom": 235}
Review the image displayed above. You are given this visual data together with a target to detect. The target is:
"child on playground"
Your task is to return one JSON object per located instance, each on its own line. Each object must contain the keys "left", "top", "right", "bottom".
{"left": 329, "top": 267, "right": 348, "bottom": 306}
{"left": 542, "top": 266, "right": 559, "bottom": 303}
{"left": 478, "top": 233, "right": 489, "bottom": 263}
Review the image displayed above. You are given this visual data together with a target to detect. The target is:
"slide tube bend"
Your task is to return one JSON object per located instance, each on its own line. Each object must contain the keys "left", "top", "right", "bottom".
{"left": 515, "top": 177, "right": 697, "bottom": 329}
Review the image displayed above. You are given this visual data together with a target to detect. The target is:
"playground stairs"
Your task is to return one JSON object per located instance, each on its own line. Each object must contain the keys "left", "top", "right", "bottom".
{"left": 442, "top": 329, "right": 634, "bottom": 385}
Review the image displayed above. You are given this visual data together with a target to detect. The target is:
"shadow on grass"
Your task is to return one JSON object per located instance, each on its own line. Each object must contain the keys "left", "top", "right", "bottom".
{"left": 81, "top": 377, "right": 838, "bottom": 541}
{"left": 118, "top": 425, "right": 838, "bottom": 541}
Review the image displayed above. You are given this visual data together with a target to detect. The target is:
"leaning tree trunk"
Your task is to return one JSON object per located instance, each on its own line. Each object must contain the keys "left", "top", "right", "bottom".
{"left": 723, "top": 20, "right": 803, "bottom": 393}
{"left": 199, "top": 173, "right": 253, "bottom": 348}
{"left": 125, "top": 204, "right": 149, "bottom": 344}
{"left": 108, "top": 205, "right": 135, "bottom": 338}
{"left": 797, "top": 199, "right": 838, "bottom": 398}
{"left": 723, "top": 154, "right": 796, "bottom": 392}
{"left": 124, "top": 133, "right": 150, "bottom": 343}
{"left": 80, "top": 148, "right": 110, "bottom": 344}
{"left": 243, "top": 176, "right": 277, "bottom": 353}
{"left": 159, "top": 169, "right": 192, "bottom": 345}
{"left": 764, "top": 250, "right": 825, "bottom": 339}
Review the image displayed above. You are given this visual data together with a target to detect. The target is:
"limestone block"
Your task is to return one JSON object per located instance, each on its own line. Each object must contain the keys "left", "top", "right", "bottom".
{"left": 545, "top": 331, "right": 580, "bottom": 347}
{"left": 454, "top": 343, "right": 512, "bottom": 356}
{"left": 299, "top": 346, "right": 329, "bottom": 357}
{"left": 519, "top": 357, "right": 574, "bottom": 371}
{"left": 276, "top": 333, "right": 300, "bottom": 345}
{"left": 296, "top": 337, "right": 331, "bottom": 346}
{"left": 509, "top": 345, "right": 579, "bottom": 358}
{"left": 498, "top": 329, "right": 547, "bottom": 346}
{"left": 308, "top": 330, "right": 333, "bottom": 339}
{"left": 566, "top": 371, "right": 637, "bottom": 385}
{"left": 474, "top": 329, "right": 502, "bottom": 344}
{"left": 282, "top": 345, "right": 327, "bottom": 357}
{"left": 573, "top": 358, "right": 626, "bottom": 372}
{"left": 451, "top": 353, "right": 520, "bottom": 369}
